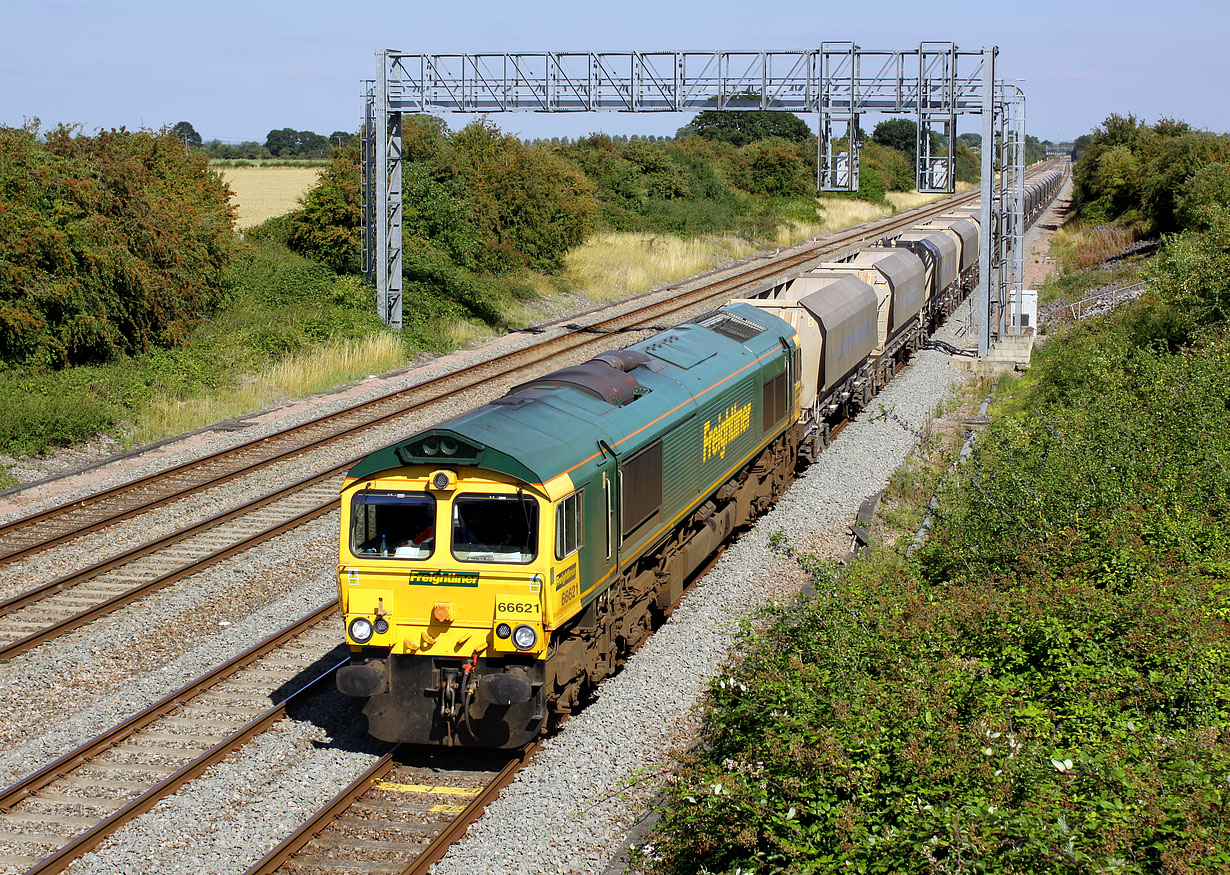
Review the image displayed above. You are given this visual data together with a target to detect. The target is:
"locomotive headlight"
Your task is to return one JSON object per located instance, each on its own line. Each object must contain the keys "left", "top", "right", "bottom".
{"left": 348, "top": 617, "right": 374, "bottom": 643}
{"left": 373, "top": 617, "right": 390, "bottom": 635}
{"left": 512, "top": 624, "right": 538, "bottom": 651}
{"left": 495, "top": 623, "right": 512, "bottom": 639}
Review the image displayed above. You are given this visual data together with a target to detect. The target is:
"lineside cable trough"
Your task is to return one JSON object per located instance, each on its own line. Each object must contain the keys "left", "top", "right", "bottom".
{"left": 908, "top": 395, "right": 993, "bottom": 556}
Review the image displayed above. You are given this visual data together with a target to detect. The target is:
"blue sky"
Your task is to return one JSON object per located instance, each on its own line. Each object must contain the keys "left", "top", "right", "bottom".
{"left": 3, "top": 0, "right": 1225, "bottom": 145}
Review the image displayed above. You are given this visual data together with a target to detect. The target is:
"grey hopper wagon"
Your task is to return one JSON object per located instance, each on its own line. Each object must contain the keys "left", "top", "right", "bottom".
{"left": 741, "top": 274, "right": 878, "bottom": 419}
{"left": 921, "top": 217, "right": 979, "bottom": 274}
{"left": 805, "top": 248, "right": 925, "bottom": 348}
{"left": 890, "top": 228, "right": 959, "bottom": 304}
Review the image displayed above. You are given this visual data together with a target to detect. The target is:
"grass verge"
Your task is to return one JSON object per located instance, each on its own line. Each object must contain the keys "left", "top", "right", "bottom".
{"left": 645, "top": 267, "right": 1230, "bottom": 872}
{"left": 0, "top": 186, "right": 968, "bottom": 470}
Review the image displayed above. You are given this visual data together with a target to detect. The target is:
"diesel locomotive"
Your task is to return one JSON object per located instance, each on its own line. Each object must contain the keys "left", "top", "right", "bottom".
{"left": 334, "top": 169, "right": 1064, "bottom": 747}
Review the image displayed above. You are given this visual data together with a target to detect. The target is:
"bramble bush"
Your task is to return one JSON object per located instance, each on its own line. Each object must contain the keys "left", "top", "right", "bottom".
{"left": 0, "top": 124, "right": 235, "bottom": 369}
{"left": 650, "top": 232, "right": 1230, "bottom": 871}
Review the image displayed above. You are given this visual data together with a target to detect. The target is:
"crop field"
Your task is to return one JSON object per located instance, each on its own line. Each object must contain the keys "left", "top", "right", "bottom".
{"left": 218, "top": 165, "right": 322, "bottom": 228}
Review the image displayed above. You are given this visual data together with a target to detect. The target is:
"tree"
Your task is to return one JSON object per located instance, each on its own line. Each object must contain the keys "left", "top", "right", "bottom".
{"left": 871, "top": 119, "right": 918, "bottom": 166}
{"left": 297, "top": 130, "right": 330, "bottom": 158}
{"left": 957, "top": 132, "right": 981, "bottom": 151}
{"left": 264, "top": 128, "right": 332, "bottom": 159}
{"left": 172, "top": 120, "right": 201, "bottom": 149}
{"left": 329, "top": 131, "right": 356, "bottom": 149}
{"left": 288, "top": 143, "right": 363, "bottom": 273}
{"left": 265, "top": 127, "right": 298, "bottom": 157}
{"left": 1175, "top": 162, "right": 1230, "bottom": 230}
{"left": 688, "top": 98, "right": 812, "bottom": 147}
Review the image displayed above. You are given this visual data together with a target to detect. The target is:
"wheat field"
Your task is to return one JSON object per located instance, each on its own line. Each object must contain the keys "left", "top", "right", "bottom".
{"left": 218, "top": 166, "right": 322, "bottom": 228}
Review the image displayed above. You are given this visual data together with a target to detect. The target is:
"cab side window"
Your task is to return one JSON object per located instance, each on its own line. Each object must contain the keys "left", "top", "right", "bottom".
{"left": 555, "top": 491, "right": 583, "bottom": 559}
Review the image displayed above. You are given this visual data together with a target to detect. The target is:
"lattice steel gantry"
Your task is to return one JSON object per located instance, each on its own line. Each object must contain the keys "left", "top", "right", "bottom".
{"left": 362, "top": 44, "right": 1024, "bottom": 357}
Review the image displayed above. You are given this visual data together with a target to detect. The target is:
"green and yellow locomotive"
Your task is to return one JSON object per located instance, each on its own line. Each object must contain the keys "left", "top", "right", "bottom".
{"left": 335, "top": 303, "right": 801, "bottom": 747}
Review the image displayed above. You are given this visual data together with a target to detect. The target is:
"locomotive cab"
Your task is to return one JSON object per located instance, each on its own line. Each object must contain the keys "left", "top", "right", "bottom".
{"left": 336, "top": 462, "right": 560, "bottom": 748}
{"left": 335, "top": 302, "right": 802, "bottom": 749}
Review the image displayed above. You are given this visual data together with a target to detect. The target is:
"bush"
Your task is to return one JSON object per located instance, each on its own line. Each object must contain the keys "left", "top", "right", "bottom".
{"left": 649, "top": 227, "right": 1230, "bottom": 872}
{"left": 0, "top": 381, "right": 117, "bottom": 456}
{"left": 0, "top": 124, "right": 235, "bottom": 369}
{"left": 287, "top": 144, "right": 360, "bottom": 273}
{"left": 737, "top": 139, "right": 814, "bottom": 197}
{"left": 1174, "top": 162, "right": 1230, "bottom": 231}
{"left": 449, "top": 119, "right": 597, "bottom": 273}
{"left": 1072, "top": 114, "right": 1230, "bottom": 233}
{"left": 653, "top": 319, "right": 1230, "bottom": 874}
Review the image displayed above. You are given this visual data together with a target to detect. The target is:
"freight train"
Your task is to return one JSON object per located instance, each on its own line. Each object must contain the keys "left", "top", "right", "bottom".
{"left": 334, "top": 169, "right": 1063, "bottom": 747}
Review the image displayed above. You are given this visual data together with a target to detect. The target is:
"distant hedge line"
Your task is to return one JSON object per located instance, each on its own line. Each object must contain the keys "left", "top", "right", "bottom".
{"left": 0, "top": 125, "right": 235, "bottom": 369}
{"left": 284, "top": 118, "right": 957, "bottom": 324}
{"left": 0, "top": 116, "right": 956, "bottom": 373}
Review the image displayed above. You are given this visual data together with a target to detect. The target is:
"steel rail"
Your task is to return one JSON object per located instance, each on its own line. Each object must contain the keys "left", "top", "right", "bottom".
{"left": 402, "top": 748, "right": 531, "bottom": 875}
{"left": 240, "top": 744, "right": 533, "bottom": 875}
{"left": 0, "top": 176, "right": 1062, "bottom": 665}
{"left": 0, "top": 190, "right": 988, "bottom": 663}
{"left": 0, "top": 496, "right": 340, "bottom": 661}
{"left": 0, "top": 466, "right": 342, "bottom": 618}
{"left": 0, "top": 187, "right": 982, "bottom": 571}
{"left": 0, "top": 603, "right": 343, "bottom": 875}
{"left": 239, "top": 750, "right": 401, "bottom": 875}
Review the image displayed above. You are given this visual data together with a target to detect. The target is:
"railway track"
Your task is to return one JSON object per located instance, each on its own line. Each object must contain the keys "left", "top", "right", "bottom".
{"left": 0, "top": 172, "right": 1067, "bottom": 874}
{"left": 0, "top": 603, "right": 342, "bottom": 875}
{"left": 0, "top": 187, "right": 982, "bottom": 578}
{"left": 0, "top": 189, "right": 1001, "bottom": 665}
{"left": 242, "top": 747, "right": 528, "bottom": 875}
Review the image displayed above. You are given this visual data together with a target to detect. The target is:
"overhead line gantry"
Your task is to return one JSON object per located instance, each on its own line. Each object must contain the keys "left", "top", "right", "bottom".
{"left": 362, "top": 44, "right": 1026, "bottom": 357}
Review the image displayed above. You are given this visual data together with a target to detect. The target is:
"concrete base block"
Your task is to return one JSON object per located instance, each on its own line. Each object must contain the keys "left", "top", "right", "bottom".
{"left": 950, "top": 328, "right": 1035, "bottom": 376}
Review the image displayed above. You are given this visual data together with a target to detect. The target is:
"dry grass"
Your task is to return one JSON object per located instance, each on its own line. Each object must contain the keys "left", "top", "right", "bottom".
{"left": 551, "top": 192, "right": 955, "bottom": 304}
{"left": 219, "top": 166, "right": 322, "bottom": 229}
{"left": 1051, "top": 222, "right": 1136, "bottom": 272}
{"left": 886, "top": 182, "right": 973, "bottom": 212}
{"left": 134, "top": 333, "right": 406, "bottom": 443}
{"left": 819, "top": 198, "right": 892, "bottom": 230}
{"left": 556, "top": 232, "right": 758, "bottom": 302}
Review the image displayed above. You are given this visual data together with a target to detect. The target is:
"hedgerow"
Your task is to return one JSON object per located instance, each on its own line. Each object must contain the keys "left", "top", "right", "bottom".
{"left": 648, "top": 195, "right": 1230, "bottom": 872}
{"left": 651, "top": 309, "right": 1230, "bottom": 874}
{"left": 0, "top": 124, "right": 235, "bottom": 369}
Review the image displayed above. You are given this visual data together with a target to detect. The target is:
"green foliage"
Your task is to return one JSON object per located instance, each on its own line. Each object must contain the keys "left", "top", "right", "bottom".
{"left": 1175, "top": 162, "right": 1230, "bottom": 230}
{"left": 872, "top": 118, "right": 919, "bottom": 165}
{"left": 737, "top": 138, "right": 815, "bottom": 197}
{"left": 0, "top": 123, "right": 235, "bottom": 370}
{"left": 958, "top": 132, "right": 982, "bottom": 151}
{"left": 1072, "top": 114, "right": 1230, "bottom": 233}
{"left": 1146, "top": 216, "right": 1230, "bottom": 341}
{"left": 690, "top": 104, "right": 812, "bottom": 147}
{"left": 449, "top": 119, "right": 597, "bottom": 273}
{"left": 954, "top": 142, "right": 980, "bottom": 184}
{"left": 287, "top": 144, "right": 361, "bottom": 273}
{"left": 867, "top": 122, "right": 980, "bottom": 187}
{"left": 172, "top": 120, "right": 201, "bottom": 148}
{"left": 0, "top": 378, "right": 118, "bottom": 456}
{"left": 200, "top": 140, "right": 269, "bottom": 160}
{"left": 649, "top": 230, "right": 1230, "bottom": 872}
{"left": 862, "top": 140, "right": 914, "bottom": 193}
{"left": 1024, "top": 134, "right": 1048, "bottom": 166}
{"left": 264, "top": 127, "right": 330, "bottom": 159}
{"left": 0, "top": 231, "right": 386, "bottom": 456}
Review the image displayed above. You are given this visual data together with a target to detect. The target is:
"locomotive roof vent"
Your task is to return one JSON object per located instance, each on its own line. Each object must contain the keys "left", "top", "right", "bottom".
{"left": 505, "top": 358, "right": 647, "bottom": 407}
{"left": 690, "top": 309, "right": 767, "bottom": 343}
{"left": 592, "top": 349, "right": 652, "bottom": 372}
